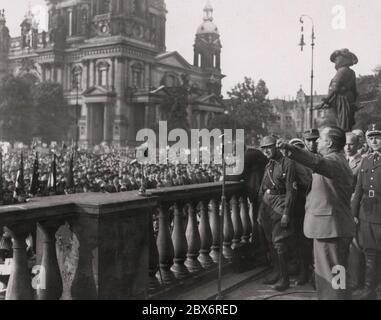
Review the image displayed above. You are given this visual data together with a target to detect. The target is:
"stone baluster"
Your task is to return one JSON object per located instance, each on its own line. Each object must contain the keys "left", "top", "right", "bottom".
{"left": 222, "top": 197, "right": 233, "bottom": 260}
{"left": 5, "top": 224, "right": 34, "bottom": 300}
{"left": 171, "top": 202, "right": 189, "bottom": 279}
{"left": 240, "top": 197, "right": 252, "bottom": 244}
{"left": 231, "top": 195, "right": 243, "bottom": 249}
{"left": 70, "top": 219, "right": 98, "bottom": 300}
{"left": 149, "top": 212, "right": 160, "bottom": 290}
{"left": 156, "top": 205, "right": 175, "bottom": 284}
{"left": 198, "top": 200, "right": 214, "bottom": 269}
{"left": 209, "top": 198, "right": 220, "bottom": 263}
{"left": 185, "top": 201, "right": 202, "bottom": 273}
{"left": 36, "top": 221, "right": 63, "bottom": 300}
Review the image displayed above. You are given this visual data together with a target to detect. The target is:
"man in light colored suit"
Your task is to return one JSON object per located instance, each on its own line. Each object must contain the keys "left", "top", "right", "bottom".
{"left": 278, "top": 127, "right": 356, "bottom": 300}
{"left": 345, "top": 132, "right": 363, "bottom": 189}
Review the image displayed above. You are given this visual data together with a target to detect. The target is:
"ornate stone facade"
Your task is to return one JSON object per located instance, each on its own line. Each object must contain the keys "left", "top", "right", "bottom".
{"left": 1, "top": 1, "right": 225, "bottom": 147}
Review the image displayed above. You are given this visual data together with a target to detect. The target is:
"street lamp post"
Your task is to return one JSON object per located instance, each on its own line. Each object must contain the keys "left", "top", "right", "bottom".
{"left": 299, "top": 15, "right": 315, "bottom": 129}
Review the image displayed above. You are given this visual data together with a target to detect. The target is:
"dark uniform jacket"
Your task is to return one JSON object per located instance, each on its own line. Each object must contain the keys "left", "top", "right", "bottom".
{"left": 347, "top": 153, "right": 363, "bottom": 190}
{"left": 352, "top": 152, "right": 381, "bottom": 224}
{"left": 286, "top": 146, "right": 355, "bottom": 239}
{"left": 229, "top": 148, "right": 268, "bottom": 202}
{"left": 258, "top": 153, "right": 296, "bottom": 218}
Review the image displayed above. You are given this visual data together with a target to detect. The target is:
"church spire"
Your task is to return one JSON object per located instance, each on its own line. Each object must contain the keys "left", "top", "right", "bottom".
{"left": 203, "top": 0, "right": 213, "bottom": 22}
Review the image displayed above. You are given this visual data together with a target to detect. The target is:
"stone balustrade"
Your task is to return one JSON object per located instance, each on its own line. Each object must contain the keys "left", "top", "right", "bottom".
{"left": 0, "top": 181, "right": 260, "bottom": 300}
{"left": 147, "top": 182, "right": 255, "bottom": 292}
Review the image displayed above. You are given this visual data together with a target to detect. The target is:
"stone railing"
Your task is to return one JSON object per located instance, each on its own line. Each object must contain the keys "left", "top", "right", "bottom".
{"left": 147, "top": 182, "right": 256, "bottom": 292}
{"left": 0, "top": 181, "right": 260, "bottom": 300}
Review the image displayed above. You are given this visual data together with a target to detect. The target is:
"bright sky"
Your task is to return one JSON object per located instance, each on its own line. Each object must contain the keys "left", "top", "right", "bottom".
{"left": 3, "top": 0, "right": 381, "bottom": 99}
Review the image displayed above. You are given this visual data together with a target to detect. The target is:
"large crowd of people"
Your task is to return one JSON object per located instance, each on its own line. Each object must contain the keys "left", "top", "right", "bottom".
{"left": 0, "top": 145, "right": 224, "bottom": 205}
{"left": 0, "top": 121, "right": 380, "bottom": 300}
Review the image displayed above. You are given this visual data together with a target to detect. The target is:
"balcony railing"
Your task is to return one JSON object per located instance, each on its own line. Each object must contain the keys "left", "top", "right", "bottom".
{"left": 0, "top": 181, "right": 261, "bottom": 300}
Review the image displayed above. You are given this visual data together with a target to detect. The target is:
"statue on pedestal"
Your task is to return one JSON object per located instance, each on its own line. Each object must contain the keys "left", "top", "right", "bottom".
{"left": 321, "top": 49, "right": 359, "bottom": 132}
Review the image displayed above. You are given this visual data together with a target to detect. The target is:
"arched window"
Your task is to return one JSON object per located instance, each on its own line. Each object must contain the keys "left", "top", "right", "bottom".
{"left": 198, "top": 54, "right": 202, "bottom": 67}
{"left": 131, "top": 63, "right": 143, "bottom": 88}
{"left": 97, "top": 61, "right": 110, "bottom": 87}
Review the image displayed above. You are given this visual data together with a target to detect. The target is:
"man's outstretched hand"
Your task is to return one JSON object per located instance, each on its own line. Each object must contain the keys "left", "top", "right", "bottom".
{"left": 276, "top": 140, "right": 289, "bottom": 150}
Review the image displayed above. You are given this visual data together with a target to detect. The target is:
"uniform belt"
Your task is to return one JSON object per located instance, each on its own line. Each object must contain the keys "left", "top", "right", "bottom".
{"left": 363, "top": 190, "right": 379, "bottom": 199}
{"left": 265, "top": 189, "right": 286, "bottom": 196}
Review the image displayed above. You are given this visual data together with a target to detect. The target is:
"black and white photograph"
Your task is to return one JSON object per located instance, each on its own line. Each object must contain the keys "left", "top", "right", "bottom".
{"left": 0, "top": 0, "right": 380, "bottom": 305}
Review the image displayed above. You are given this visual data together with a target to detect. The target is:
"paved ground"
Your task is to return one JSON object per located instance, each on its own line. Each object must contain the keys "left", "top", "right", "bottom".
{"left": 222, "top": 274, "right": 317, "bottom": 300}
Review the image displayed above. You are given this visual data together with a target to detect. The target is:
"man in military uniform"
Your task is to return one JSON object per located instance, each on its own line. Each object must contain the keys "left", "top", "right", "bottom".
{"left": 258, "top": 136, "right": 297, "bottom": 291}
{"left": 352, "top": 123, "right": 381, "bottom": 300}
{"left": 303, "top": 129, "right": 320, "bottom": 154}
{"left": 289, "top": 138, "right": 313, "bottom": 286}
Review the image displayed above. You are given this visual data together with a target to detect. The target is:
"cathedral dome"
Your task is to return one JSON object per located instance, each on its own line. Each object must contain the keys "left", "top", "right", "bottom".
{"left": 196, "top": 20, "right": 219, "bottom": 35}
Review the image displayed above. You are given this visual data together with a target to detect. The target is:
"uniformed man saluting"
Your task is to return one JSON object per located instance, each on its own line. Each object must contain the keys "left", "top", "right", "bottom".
{"left": 352, "top": 123, "right": 381, "bottom": 300}
{"left": 258, "top": 136, "right": 297, "bottom": 291}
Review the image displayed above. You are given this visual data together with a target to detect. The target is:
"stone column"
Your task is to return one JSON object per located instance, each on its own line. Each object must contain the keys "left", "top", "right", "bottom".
{"left": 144, "top": 63, "right": 150, "bottom": 89}
{"left": 155, "top": 104, "right": 160, "bottom": 122}
{"left": 68, "top": 8, "right": 73, "bottom": 37}
{"left": 111, "top": 58, "right": 116, "bottom": 90}
{"left": 83, "top": 60, "right": 89, "bottom": 90}
{"left": 79, "top": 103, "right": 88, "bottom": 149}
{"left": 90, "top": 59, "right": 96, "bottom": 86}
{"left": 196, "top": 112, "right": 201, "bottom": 129}
{"left": 86, "top": 104, "right": 92, "bottom": 147}
{"left": 144, "top": 104, "right": 150, "bottom": 128}
{"left": 103, "top": 104, "right": 113, "bottom": 143}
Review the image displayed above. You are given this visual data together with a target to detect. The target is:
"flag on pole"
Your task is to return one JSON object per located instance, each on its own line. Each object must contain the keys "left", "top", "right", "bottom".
{"left": 66, "top": 151, "right": 74, "bottom": 191}
{"left": 29, "top": 152, "right": 39, "bottom": 196}
{"left": 14, "top": 152, "right": 25, "bottom": 200}
{"left": 47, "top": 153, "right": 57, "bottom": 195}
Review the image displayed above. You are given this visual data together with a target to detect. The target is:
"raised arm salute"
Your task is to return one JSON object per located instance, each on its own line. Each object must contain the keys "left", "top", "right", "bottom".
{"left": 278, "top": 127, "right": 355, "bottom": 300}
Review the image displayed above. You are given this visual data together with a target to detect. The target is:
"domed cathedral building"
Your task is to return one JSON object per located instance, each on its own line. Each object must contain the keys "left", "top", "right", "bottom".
{"left": 0, "top": 0, "right": 225, "bottom": 147}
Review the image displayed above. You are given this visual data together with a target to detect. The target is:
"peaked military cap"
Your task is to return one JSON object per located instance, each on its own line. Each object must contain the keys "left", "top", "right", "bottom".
{"left": 289, "top": 138, "right": 305, "bottom": 148}
{"left": 366, "top": 123, "right": 381, "bottom": 137}
{"left": 303, "top": 128, "right": 320, "bottom": 140}
{"left": 260, "top": 136, "right": 277, "bottom": 148}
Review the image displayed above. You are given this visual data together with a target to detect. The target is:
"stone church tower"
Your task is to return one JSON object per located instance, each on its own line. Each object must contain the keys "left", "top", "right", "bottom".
{"left": 193, "top": 1, "right": 222, "bottom": 96}
{"left": 6, "top": 0, "right": 226, "bottom": 147}
{"left": 194, "top": 1, "right": 221, "bottom": 71}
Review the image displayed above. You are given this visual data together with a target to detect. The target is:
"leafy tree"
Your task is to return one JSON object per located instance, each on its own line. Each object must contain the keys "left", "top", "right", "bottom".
{"left": 0, "top": 74, "right": 33, "bottom": 143}
{"left": 353, "top": 73, "right": 381, "bottom": 130}
{"left": 225, "top": 77, "right": 276, "bottom": 141}
{"left": 0, "top": 75, "right": 72, "bottom": 144}
{"left": 31, "top": 81, "right": 72, "bottom": 142}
